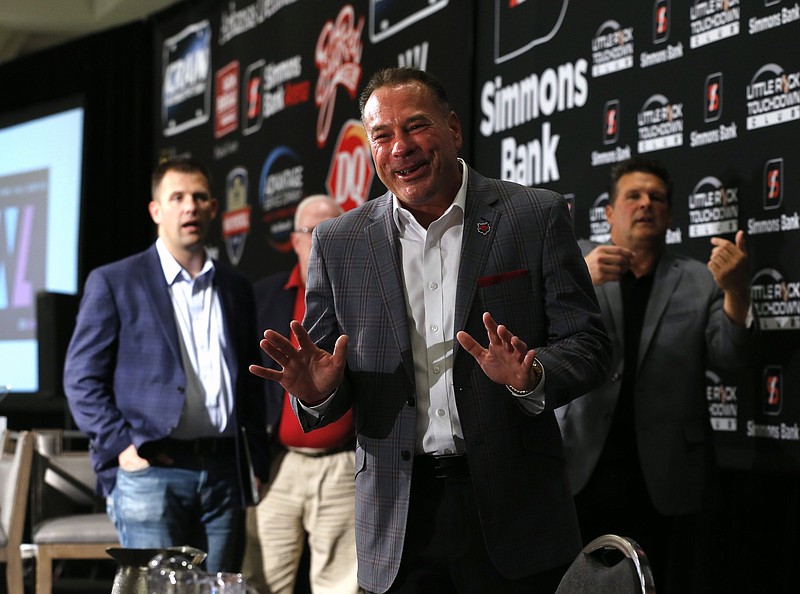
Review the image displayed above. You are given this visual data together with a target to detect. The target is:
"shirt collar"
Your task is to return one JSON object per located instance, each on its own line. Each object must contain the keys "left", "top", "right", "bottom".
{"left": 285, "top": 263, "right": 304, "bottom": 291}
{"left": 391, "top": 158, "right": 468, "bottom": 230}
{"left": 155, "top": 237, "right": 215, "bottom": 285}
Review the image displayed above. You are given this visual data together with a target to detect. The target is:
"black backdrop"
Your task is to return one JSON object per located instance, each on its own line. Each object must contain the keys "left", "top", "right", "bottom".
{"left": 1, "top": 1, "right": 799, "bottom": 588}
{"left": 151, "top": 0, "right": 474, "bottom": 274}
{"left": 469, "top": 1, "right": 800, "bottom": 475}
{"left": 150, "top": 0, "right": 800, "bottom": 476}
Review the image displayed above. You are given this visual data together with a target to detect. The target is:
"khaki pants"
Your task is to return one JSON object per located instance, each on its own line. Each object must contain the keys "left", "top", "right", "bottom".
{"left": 244, "top": 448, "right": 360, "bottom": 594}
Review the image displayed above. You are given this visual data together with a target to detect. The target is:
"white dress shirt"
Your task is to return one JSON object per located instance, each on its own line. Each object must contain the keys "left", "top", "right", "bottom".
{"left": 392, "top": 165, "right": 466, "bottom": 455}
{"left": 393, "top": 160, "right": 545, "bottom": 454}
{"left": 155, "top": 238, "right": 235, "bottom": 438}
{"left": 302, "top": 160, "right": 546, "bottom": 451}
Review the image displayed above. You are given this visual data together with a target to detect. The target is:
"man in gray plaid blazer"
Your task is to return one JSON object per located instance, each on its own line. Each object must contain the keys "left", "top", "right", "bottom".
{"left": 251, "top": 67, "right": 610, "bottom": 594}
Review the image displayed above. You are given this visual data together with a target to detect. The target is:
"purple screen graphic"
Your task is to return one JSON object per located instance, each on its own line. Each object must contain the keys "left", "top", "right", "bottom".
{"left": 0, "top": 168, "right": 48, "bottom": 340}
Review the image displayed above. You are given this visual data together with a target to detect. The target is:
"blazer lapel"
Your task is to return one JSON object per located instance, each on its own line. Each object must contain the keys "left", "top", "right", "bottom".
{"left": 364, "top": 197, "right": 414, "bottom": 382}
{"left": 597, "top": 281, "right": 624, "bottom": 348}
{"left": 455, "top": 171, "right": 501, "bottom": 342}
{"left": 142, "top": 246, "right": 183, "bottom": 365}
{"left": 638, "top": 253, "right": 682, "bottom": 370}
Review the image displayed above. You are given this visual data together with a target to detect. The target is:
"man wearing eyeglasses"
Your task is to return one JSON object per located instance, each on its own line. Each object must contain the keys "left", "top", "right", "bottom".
{"left": 248, "top": 195, "right": 358, "bottom": 594}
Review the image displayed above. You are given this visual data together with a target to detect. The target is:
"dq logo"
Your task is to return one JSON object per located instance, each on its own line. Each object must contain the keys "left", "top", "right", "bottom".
{"left": 763, "top": 365, "right": 783, "bottom": 415}
{"left": 603, "top": 100, "right": 620, "bottom": 144}
{"left": 763, "top": 158, "right": 783, "bottom": 210}
{"left": 326, "top": 120, "right": 373, "bottom": 212}
{"left": 654, "top": 0, "right": 670, "bottom": 43}
{"left": 704, "top": 72, "right": 723, "bottom": 123}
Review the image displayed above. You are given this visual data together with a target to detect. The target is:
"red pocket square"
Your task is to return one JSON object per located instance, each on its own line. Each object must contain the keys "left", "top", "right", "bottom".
{"left": 477, "top": 269, "right": 528, "bottom": 288}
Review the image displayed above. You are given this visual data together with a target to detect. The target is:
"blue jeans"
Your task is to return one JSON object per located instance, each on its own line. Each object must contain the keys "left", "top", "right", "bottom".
{"left": 107, "top": 458, "right": 245, "bottom": 573}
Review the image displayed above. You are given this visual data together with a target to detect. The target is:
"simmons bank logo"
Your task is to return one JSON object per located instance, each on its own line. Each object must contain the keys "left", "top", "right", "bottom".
{"left": 749, "top": 2, "right": 800, "bottom": 34}
{"left": 747, "top": 158, "right": 800, "bottom": 235}
{"left": 259, "top": 147, "right": 304, "bottom": 253}
{"left": 242, "top": 59, "right": 265, "bottom": 135}
{"left": 603, "top": 100, "right": 620, "bottom": 144}
{"left": 591, "top": 20, "right": 634, "bottom": 77}
{"left": 222, "top": 167, "right": 251, "bottom": 266}
{"left": 706, "top": 370, "right": 737, "bottom": 431}
{"left": 745, "top": 63, "right": 800, "bottom": 130}
{"left": 763, "top": 365, "right": 783, "bottom": 416}
{"left": 689, "top": 0, "right": 740, "bottom": 49}
{"left": 263, "top": 56, "right": 310, "bottom": 120}
{"left": 162, "top": 20, "right": 212, "bottom": 137}
{"left": 751, "top": 268, "right": 800, "bottom": 330}
{"left": 591, "top": 100, "right": 632, "bottom": 167}
{"left": 654, "top": 0, "right": 670, "bottom": 43}
{"left": 688, "top": 176, "right": 738, "bottom": 238}
{"left": 326, "top": 120, "right": 373, "bottom": 213}
{"left": 705, "top": 72, "right": 723, "bottom": 121}
{"left": 764, "top": 157, "right": 783, "bottom": 210}
{"left": 689, "top": 72, "right": 738, "bottom": 147}
{"left": 747, "top": 364, "right": 799, "bottom": 441}
{"left": 494, "top": 0, "right": 569, "bottom": 64}
{"left": 482, "top": 60, "right": 588, "bottom": 185}
{"left": 637, "top": 94, "right": 684, "bottom": 153}
{"left": 640, "top": 0, "right": 684, "bottom": 68}
{"left": 315, "top": 6, "right": 364, "bottom": 148}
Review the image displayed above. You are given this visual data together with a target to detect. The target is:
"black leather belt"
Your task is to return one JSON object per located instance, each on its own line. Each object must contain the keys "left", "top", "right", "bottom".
{"left": 144, "top": 437, "right": 236, "bottom": 458}
{"left": 414, "top": 454, "right": 470, "bottom": 479}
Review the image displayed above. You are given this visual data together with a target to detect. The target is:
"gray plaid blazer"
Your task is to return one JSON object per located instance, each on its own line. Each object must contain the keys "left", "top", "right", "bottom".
{"left": 293, "top": 167, "right": 610, "bottom": 593}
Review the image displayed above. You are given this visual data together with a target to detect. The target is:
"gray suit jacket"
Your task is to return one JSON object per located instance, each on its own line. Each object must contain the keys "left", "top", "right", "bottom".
{"left": 557, "top": 240, "right": 755, "bottom": 516}
{"left": 294, "top": 168, "right": 611, "bottom": 593}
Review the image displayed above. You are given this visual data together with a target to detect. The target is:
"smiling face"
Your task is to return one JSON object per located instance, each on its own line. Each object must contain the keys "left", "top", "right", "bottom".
{"left": 606, "top": 170, "right": 671, "bottom": 251}
{"left": 362, "top": 81, "right": 463, "bottom": 221}
{"left": 148, "top": 169, "right": 218, "bottom": 260}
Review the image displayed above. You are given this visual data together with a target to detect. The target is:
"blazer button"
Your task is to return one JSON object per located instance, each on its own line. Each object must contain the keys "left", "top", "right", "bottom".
{"left": 407, "top": 396, "right": 416, "bottom": 407}
{"left": 610, "top": 373, "right": 621, "bottom": 382}
{"left": 177, "top": 385, "right": 186, "bottom": 393}
{"left": 401, "top": 450, "right": 411, "bottom": 461}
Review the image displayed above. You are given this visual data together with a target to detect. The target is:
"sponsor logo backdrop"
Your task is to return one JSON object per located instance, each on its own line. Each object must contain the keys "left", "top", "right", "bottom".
{"left": 153, "top": 0, "right": 474, "bottom": 273}
{"left": 153, "top": 0, "right": 800, "bottom": 472}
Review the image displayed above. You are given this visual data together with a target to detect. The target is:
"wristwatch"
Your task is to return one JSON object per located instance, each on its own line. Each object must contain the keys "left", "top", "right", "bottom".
{"left": 506, "top": 358, "right": 544, "bottom": 395}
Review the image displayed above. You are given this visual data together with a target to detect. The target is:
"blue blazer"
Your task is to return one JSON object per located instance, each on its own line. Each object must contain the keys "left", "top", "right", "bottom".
{"left": 63, "top": 244, "right": 268, "bottom": 502}
{"left": 294, "top": 168, "right": 611, "bottom": 593}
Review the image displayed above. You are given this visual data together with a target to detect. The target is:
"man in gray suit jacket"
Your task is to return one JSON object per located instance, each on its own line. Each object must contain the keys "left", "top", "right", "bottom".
{"left": 556, "top": 156, "right": 755, "bottom": 593}
{"left": 250, "top": 67, "right": 610, "bottom": 594}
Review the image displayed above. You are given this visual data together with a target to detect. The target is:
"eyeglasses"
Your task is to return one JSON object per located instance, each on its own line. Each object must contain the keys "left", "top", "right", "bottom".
{"left": 295, "top": 226, "right": 316, "bottom": 234}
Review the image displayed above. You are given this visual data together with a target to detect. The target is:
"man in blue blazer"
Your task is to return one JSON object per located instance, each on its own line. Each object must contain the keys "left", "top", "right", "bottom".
{"left": 556, "top": 156, "right": 755, "bottom": 593}
{"left": 64, "top": 157, "right": 268, "bottom": 573}
{"left": 251, "top": 67, "right": 610, "bottom": 594}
